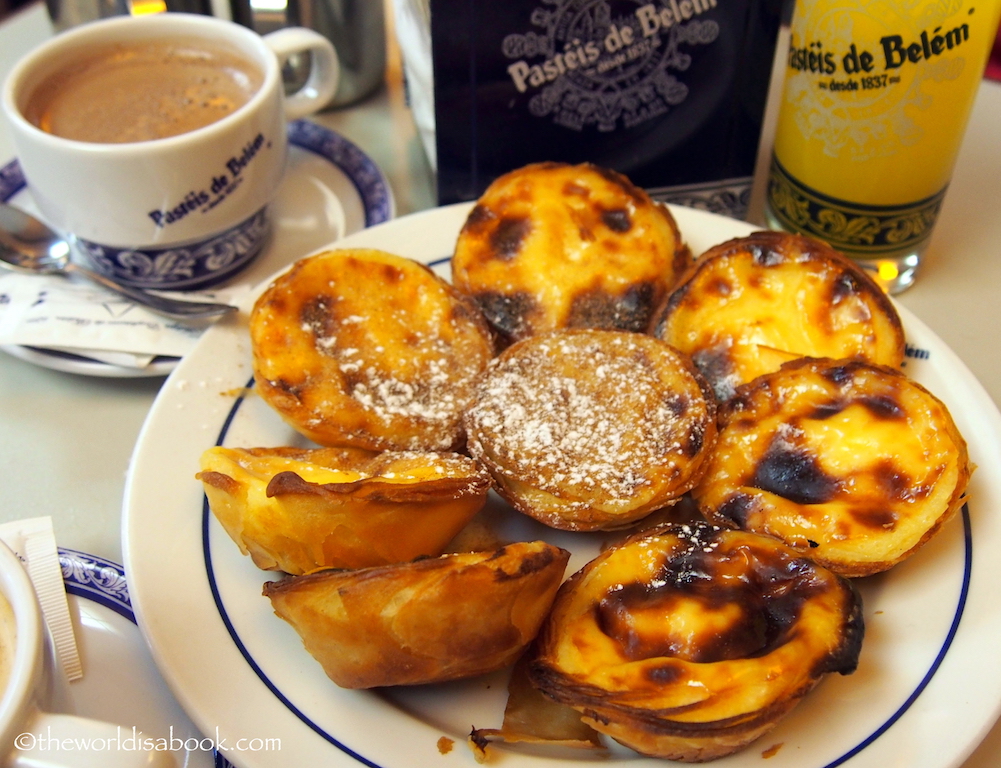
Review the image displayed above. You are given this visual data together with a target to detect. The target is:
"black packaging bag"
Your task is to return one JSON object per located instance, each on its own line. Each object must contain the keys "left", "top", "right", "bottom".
{"left": 430, "top": 0, "right": 784, "bottom": 219}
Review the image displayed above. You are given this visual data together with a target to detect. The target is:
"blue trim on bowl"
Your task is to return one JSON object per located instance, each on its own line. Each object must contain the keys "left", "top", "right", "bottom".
{"left": 820, "top": 505, "right": 972, "bottom": 768}
{"left": 201, "top": 382, "right": 975, "bottom": 768}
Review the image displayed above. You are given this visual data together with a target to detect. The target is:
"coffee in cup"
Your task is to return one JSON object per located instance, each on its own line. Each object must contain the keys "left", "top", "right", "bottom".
{"left": 23, "top": 38, "right": 265, "bottom": 144}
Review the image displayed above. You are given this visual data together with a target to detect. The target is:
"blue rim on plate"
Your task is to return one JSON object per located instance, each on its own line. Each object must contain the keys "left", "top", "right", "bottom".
{"left": 198, "top": 381, "right": 973, "bottom": 768}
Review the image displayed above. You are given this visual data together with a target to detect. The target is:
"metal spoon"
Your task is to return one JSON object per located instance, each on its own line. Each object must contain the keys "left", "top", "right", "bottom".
{"left": 0, "top": 203, "right": 238, "bottom": 320}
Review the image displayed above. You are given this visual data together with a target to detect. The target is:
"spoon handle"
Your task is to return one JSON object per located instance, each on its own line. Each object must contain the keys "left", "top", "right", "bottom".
{"left": 64, "top": 263, "right": 238, "bottom": 320}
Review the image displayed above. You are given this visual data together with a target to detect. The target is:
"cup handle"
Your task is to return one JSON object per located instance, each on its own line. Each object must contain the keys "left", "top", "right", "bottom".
{"left": 262, "top": 27, "right": 341, "bottom": 120}
{"left": 11, "top": 711, "right": 176, "bottom": 768}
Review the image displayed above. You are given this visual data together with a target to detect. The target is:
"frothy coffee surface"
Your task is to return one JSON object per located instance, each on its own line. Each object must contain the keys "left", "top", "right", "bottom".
{"left": 25, "top": 39, "right": 263, "bottom": 143}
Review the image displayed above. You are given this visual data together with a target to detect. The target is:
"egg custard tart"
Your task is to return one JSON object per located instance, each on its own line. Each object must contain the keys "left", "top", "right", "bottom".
{"left": 264, "top": 540, "right": 570, "bottom": 689}
{"left": 692, "top": 357, "right": 971, "bottom": 577}
{"left": 197, "top": 446, "right": 491, "bottom": 574}
{"left": 452, "top": 162, "right": 689, "bottom": 346}
{"left": 463, "top": 329, "right": 717, "bottom": 531}
{"left": 528, "top": 523, "right": 863, "bottom": 762}
{"left": 650, "top": 231, "right": 905, "bottom": 401}
{"left": 250, "top": 248, "right": 495, "bottom": 452}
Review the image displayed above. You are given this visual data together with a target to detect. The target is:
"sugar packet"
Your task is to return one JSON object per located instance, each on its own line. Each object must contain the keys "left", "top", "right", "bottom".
{"left": 0, "top": 516, "right": 83, "bottom": 681}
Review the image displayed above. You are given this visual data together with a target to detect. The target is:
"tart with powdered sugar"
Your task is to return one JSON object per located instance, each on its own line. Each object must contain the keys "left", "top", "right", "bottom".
{"left": 463, "top": 329, "right": 717, "bottom": 531}
{"left": 649, "top": 230, "right": 905, "bottom": 401}
{"left": 250, "top": 248, "right": 496, "bottom": 452}
{"left": 527, "top": 522, "right": 864, "bottom": 762}
{"left": 452, "top": 162, "right": 690, "bottom": 347}
{"left": 692, "top": 357, "right": 971, "bottom": 577}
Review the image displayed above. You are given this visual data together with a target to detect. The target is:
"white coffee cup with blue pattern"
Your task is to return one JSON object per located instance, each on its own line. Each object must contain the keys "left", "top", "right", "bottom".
{"left": 1, "top": 13, "right": 339, "bottom": 291}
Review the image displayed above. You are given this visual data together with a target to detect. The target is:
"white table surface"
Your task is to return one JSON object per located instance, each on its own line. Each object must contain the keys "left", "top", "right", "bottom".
{"left": 1, "top": 4, "right": 1000, "bottom": 766}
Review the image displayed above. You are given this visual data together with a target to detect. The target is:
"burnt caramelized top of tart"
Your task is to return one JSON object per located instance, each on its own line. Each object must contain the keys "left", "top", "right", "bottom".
{"left": 452, "top": 162, "right": 690, "bottom": 346}
{"left": 650, "top": 230, "right": 905, "bottom": 401}
{"left": 693, "top": 357, "right": 971, "bottom": 577}
{"left": 528, "top": 523, "right": 863, "bottom": 746}
{"left": 596, "top": 540, "right": 827, "bottom": 665}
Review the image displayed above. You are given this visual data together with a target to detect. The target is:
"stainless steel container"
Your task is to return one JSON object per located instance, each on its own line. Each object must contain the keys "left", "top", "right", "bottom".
{"left": 238, "top": 0, "right": 386, "bottom": 107}
{"left": 45, "top": 0, "right": 130, "bottom": 31}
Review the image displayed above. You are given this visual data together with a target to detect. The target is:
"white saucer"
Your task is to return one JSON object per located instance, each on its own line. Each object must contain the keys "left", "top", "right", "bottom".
{"left": 0, "top": 346, "right": 182, "bottom": 378}
{"left": 59, "top": 547, "right": 231, "bottom": 767}
{"left": 0, "top": 120, "right": 394, "bottom": 378}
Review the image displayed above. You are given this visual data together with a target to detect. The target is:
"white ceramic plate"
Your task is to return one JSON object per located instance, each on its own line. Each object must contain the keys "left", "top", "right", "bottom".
{"left": 0, "top": 119, "right": 393, "bottom": 378}
{"left": 123, "top": 203, "right": 1001, "bottom": 768}
{"left": 58, "top": 548, "right": 226, "bottom": 768}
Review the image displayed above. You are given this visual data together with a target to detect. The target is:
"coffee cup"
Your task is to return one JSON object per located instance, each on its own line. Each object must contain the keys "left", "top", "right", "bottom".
{"left": 1, "top": 13, "right": 340, "bottom": 291}
{"left": 0, "top": 541, "right": 171, "bottom": 767}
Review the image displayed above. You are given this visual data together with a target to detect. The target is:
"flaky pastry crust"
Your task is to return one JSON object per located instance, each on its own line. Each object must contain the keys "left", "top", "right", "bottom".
{"left": 250, "top": 248, "right": 495, "bottom": 451}
{"left": 264, "top": 540, "right": 570, "bottom": 689}
{"left": 650, "top": 231, "right": 905, "bottom": 401}
{"left": 692, "top": 357, "right": 971, "bottom": 577}
{"left": 452, "top": 162, "right": 690, "bottom": 346}
{"left": 198, "top": 446, "right": 491, "bottom": 574}
{"left": 529, "top": 523, "right": 863, "bottom": 762}
{"left": 463, "top": 329, "right": 717, "bottom": 531}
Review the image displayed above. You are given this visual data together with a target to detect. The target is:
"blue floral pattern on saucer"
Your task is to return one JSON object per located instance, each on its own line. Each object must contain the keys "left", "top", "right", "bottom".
{"left": 287, "top": 119, "right": 393, "bottom": 227}
{"left": 58, "top": 548, "right": 133, "bottom": 621}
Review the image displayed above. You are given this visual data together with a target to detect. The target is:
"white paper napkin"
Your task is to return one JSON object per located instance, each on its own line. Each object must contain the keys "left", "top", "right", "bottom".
{"left": 0, "top": 271, "right": 250, "bottom": 369}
